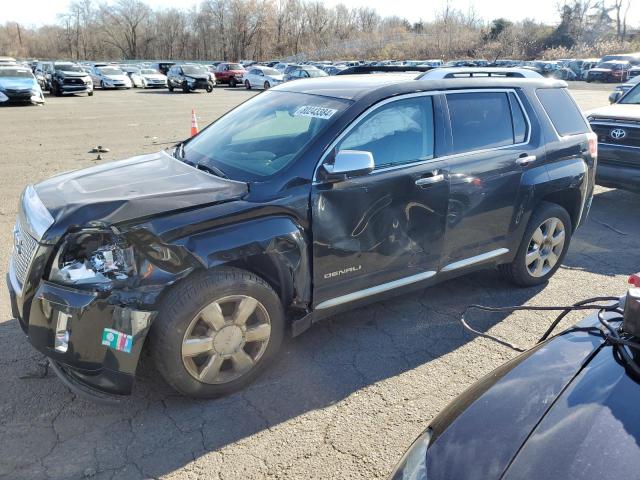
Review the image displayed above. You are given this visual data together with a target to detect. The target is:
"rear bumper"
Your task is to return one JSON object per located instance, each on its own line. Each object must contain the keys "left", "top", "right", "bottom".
{"left": 596, "top": 144, "right": 640, "bottom": 193}
{"left": 7, "top": 264, "right": 156, "bottom": 399}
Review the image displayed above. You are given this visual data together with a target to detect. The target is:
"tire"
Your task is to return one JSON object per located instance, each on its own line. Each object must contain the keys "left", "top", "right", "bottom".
{"left": 245, "top": 80, "right": 251, "bottom": 90}
{"left": 88, "top": 91, "right": 93, "bottom": 97}
{"left": 182, "top": 81, "right": 190, "bottom": 93}
{"left": 168, "top": 83, "right": 174, "bottom": 92}
{"left": 499, "top": 202, "right": 572, "bottom": 287}
{"left": 206, "top": 84, "right": 213, "bottom": 93}
{"left": 53, "top": 83, "right": 62, "bottom": 97}
{"left": 100, "top": 80, "right": 105, "bottom": 89}
{"left": 150, "top": 267, "right": 285, "bottom": 398}
{"left": 229, "top": 78, "right": 237, "bottom": 88}
{"left": 264, "top": 81, "right": 270, "bottom": 90}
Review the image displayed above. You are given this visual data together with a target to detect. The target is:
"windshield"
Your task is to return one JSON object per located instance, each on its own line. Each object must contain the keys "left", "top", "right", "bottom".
{"left": 261, "top": 68, "right": 280, "bottom": 76}
{"left": 183, "top": 91, "right": 351, "bottom": 181}
{"left": 597, "top": 62, "right": 622, "bottom": 69}
{"left": 307, "top": 69, "right": 328, "bottom": 77}
{"left": 99, "top": 67, "right": 123, "bottom": 75}
{"left": 0, "top": 69, "right": 32, "bottom": 78}
{"left": 141, "top": 69, "right": 159, "bottom": 74}
{"left": 226, "top": 63, "right": 244, "bottom": 70}
{"left": 620, "top": 84, "right": 640, "bottom": 104}
{"left": 182, "top": 65, "right": 207, "bottom": 75}
{"left": 55, "top": 64, "right": 83, "bottom": 72}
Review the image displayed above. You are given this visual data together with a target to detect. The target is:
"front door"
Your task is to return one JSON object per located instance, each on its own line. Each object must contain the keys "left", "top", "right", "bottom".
{"left": 311, "top": 95, "right": 450, "bottom": 308}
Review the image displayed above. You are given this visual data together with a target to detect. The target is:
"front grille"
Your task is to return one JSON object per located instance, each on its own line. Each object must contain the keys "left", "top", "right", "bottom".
{"left": 63, "top": 78, "right": 84, "bottom": 85}
{"left": 591, "top": 122, "right": 640, "bottom": 148}
{"left": 12, "top": 217, "right": 38, "bottom": 286}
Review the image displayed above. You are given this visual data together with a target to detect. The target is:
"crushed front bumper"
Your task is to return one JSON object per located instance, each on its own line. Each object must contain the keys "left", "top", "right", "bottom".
{"left": 8, "top": 264, "right": 156, "bottom": 400}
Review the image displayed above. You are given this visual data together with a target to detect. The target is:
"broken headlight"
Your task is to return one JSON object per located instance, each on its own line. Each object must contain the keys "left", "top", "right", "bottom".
{"left": 49, "top": 230, "right": 136, "bottom": 288}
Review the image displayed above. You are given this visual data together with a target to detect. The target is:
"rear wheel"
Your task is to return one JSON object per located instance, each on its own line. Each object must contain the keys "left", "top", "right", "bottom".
{"left": 150, "top": 267, "right": 284, "bottom": 398}
{"left": 264, "top": 81, "right": 271, "bottom": 90}
{"left": 499, "top": 202, "right": 572, "bottom": 287}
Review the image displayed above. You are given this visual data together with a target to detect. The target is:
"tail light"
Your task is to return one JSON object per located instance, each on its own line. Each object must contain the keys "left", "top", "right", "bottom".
{"left": 629, "top": 272, "right": 640, "bottom": 288}
{"left": 586, "top": 131, "right": 598, "bottom": 158}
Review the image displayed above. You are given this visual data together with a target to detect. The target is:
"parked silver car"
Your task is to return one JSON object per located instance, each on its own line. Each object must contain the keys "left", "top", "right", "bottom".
{"left": 90, "top": 65, "right": 132, "bottom": 89}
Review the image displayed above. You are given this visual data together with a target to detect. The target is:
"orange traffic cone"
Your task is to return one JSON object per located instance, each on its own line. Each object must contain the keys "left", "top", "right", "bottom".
{"left": 190, "top": 109, "right": 199, "bottom": 137}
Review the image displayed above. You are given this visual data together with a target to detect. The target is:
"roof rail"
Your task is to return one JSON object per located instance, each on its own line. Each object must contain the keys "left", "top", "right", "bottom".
{"left": 335, "top": 65, "right": 434, "bottom": 75}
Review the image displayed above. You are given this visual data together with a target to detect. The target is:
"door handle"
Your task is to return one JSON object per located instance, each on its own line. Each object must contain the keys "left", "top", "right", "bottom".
{"left": 415, "top": 172, "right": 445, "bottom": 186}
{"left": 516, "top": 154, "right": 536, "bottom": 166}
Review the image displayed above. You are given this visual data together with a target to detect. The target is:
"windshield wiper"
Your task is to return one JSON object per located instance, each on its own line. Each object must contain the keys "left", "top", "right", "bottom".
{"left": 196, "top": 163, "right": 228, "bottom": 179}
{"left": 172, "top": 143, "right": 228, "bottom": 179}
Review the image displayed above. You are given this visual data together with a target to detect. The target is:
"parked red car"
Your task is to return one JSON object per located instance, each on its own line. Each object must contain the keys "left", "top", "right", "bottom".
{"left": 214, "top": 62, "right": 246, "bottom": 87}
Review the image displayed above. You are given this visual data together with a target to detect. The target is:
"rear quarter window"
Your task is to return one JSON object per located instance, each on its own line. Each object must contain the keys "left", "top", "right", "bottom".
{"left": 536, "top": 88, "right": 588, "bottom": 136}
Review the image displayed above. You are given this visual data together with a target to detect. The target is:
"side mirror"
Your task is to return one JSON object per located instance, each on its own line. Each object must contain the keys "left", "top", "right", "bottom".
{"left": 609, "top": 91, "right": 622, "bottom": 104}
{"left": 323, "top": 150, "right": 374, "bottom": 180}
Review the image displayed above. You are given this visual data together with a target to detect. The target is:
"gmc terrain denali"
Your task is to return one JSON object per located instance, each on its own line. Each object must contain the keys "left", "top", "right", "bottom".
{"left": 8, "top": 76, "right": 597, "bottom": 400}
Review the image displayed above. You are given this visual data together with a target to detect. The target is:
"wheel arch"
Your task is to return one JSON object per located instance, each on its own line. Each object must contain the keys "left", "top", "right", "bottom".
{"left": 539, "top": 187, "right": 582, "bottom": 231}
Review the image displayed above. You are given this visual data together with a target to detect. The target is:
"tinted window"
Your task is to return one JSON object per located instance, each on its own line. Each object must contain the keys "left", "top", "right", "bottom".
{"left": 339, "top": 96, "right": 434, "bottom": 168}
{"left": 536, "top": 88, "right": 588, "bottom": 136}
{"left": 447, "top": 92, "right": 513, "bottom": 153}
{"left": 509, "top": 92, "right": 528, "bottom": 143}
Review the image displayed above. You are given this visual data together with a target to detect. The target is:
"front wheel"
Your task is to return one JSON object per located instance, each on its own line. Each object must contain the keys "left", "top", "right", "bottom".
{"left": 264, "top": 81, "right": 271, "bottom": 90}
{"left": 229, "top": 78, "right": 237, "bottom": 88}
{"left": 150, "top": 267, "right": 284, "bottom": 398}
{"left": 88, "top": 90, "right": 93, "bottom": 97}
{"left": 245, "top": 80, "right": 251, "bottom": 90}
{"left": 168, "top": 82, "right": 174, "bottom": 92}
{"left": 182, "top": 81, "right": 190, "bottom": 93}
{"left": 499, "top": 202, "right": 572, "bottom": 287}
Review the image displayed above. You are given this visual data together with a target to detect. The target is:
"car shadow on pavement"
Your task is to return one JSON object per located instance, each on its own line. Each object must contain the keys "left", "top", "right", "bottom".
{"left": 563, "top": 188, "right": 640, "bottom": 277}
{"left": 0, "top": 269, "right": 545, "bottom": 480}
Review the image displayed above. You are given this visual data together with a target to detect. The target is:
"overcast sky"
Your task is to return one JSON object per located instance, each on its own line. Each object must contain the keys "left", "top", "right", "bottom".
{"left": 3, "top": 0, "right": 639, "bottom": 27}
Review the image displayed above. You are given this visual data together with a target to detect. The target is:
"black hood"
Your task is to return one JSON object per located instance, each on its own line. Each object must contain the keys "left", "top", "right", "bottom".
{"left": 35, "top": 151, "right": 248, "bottom": 242}
{"left": 185, "top": 74, "right": 210, "bottom": 80}
{"left": 56, "top": 70, "right": 88, "bottom": 78}
{"left": 425, "top": 314, "right": 609, "bottom": 479}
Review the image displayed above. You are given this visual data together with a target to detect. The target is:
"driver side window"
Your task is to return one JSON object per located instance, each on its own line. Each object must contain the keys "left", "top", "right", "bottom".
{"left": 338, "top": 96, "right": 435, "bottom": 169}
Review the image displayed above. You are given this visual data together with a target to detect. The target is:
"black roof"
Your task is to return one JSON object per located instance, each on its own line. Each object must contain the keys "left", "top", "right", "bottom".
{"left": 273, "top": 74, "right": 568, "bottom": 101}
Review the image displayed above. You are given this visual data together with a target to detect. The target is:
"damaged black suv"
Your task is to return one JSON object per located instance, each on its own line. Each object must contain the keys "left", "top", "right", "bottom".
{"left": 8, "top": 76, "right": 597, "bottom": 400}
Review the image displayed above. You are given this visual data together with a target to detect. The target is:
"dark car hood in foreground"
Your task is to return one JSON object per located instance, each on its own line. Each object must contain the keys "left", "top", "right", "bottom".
{"left": 35, "top": 151, "right": 248, "bottom": 242}
{"left": 425, "top": 312, "right": 640, "bottom": 479}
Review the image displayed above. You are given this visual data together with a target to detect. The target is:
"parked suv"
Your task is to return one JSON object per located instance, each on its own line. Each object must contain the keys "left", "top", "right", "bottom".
{"left": 587, "top": 81, "right": 640, "bottom": 193}
{"left": 167, "top": 64, "right": 214, "bottom": 93}
{"left": 586, "top": 61, "right": 631, "bottom": 83}
{"left": 7, "top": 76, "right": 596, "bottom": 401}
{"left": 214, "top": 62, "right": 246, "bottom": 87}
{"left": 49, "top": 62, "right": 93, "bottom": 96}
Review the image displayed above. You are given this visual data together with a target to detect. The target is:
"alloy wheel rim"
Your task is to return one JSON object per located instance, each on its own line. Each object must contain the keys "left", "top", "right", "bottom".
{"left": 181, "top": 295, "right": 271, "bottom": 384}
{"left": 526, "top": 217, "right": 566, "bottom": 277}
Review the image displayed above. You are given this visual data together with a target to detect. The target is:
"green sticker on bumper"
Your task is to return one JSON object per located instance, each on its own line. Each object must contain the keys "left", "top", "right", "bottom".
{"left": 101, "top": 328, "right": 133, "bottom": 353}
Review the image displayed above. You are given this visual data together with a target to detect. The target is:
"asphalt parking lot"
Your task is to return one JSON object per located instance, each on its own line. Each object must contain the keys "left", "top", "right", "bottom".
{"left": 0, "top": 81, "right": 638, "bottom": 480}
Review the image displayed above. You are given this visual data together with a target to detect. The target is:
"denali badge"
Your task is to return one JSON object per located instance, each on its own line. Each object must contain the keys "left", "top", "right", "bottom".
{"left": 324, "top": 265, "right": 362, "bottom": 279}
{"left": 610, "top": 128, "right": 627, "bottom": 140}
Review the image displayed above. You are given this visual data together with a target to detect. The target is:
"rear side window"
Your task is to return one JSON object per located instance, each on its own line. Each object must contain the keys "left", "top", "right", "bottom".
{"left": 536, "top": 88, "right": 588, "bottom": 136}
{"left": 509, "top": 93, "right": 527, "bottom": 143}
{"left": 446, "top": 92, "right": 514, "bottom": 153}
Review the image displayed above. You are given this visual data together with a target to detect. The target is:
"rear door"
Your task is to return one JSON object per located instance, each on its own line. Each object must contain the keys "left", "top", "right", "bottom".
{"left": 311, "top": 94, "right": 450, "bottom": 308}
{"left": 441, "top": 90, "right": 541, "bottom": 270}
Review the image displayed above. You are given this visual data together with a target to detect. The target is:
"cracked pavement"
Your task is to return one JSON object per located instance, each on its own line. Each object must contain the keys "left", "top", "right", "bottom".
{"left": 0, "top": 83, "right": 638, "bottom": 480}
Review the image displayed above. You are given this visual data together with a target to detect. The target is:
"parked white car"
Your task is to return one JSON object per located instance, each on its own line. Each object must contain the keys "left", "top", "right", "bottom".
{"left": 122, "top": 66, "right": 144, "bottom": 87}
{"left": 139, "top": 68, "right": 167, "bottom": 88}
{"left": 242, "top": 66, "right": 285, "bottom": 90}
{"left": 90, "top": 66, "right": 132, "bottom": 89}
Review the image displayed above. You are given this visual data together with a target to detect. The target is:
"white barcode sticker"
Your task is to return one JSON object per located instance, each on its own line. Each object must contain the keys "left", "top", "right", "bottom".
{"left": 293, "top": 105, "right": 338, "bottom": 120}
